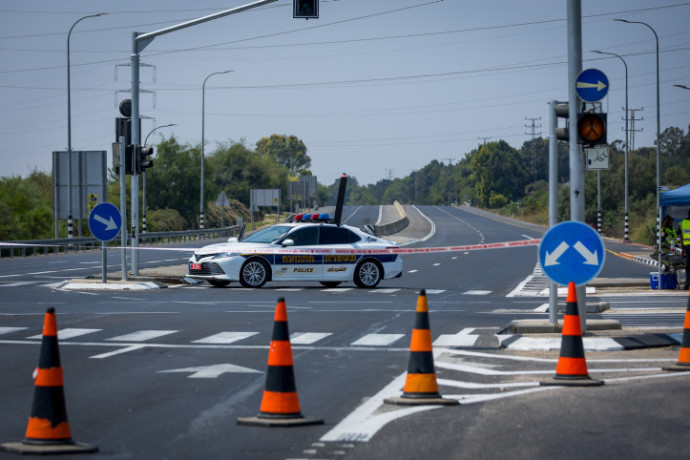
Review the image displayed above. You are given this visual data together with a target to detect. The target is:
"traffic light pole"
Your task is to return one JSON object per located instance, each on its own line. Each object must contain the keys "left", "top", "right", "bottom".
{"left": 129, "top": 0, "right": 278, "bottom": 275}
{"left": 567, "top": 0, "right": 587, "bottom": 331}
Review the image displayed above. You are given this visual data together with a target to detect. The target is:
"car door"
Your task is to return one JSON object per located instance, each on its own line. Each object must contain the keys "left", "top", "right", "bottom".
{"left": 273, "top": 226, "right": 322, "bottom": 280}
{"left": 319, "top": 226, "right": 360, "bottom": 281}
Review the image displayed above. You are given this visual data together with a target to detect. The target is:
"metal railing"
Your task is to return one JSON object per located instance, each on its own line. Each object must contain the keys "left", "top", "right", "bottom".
{"left": 0, "top": 226, "right": 240, "bottom": 258}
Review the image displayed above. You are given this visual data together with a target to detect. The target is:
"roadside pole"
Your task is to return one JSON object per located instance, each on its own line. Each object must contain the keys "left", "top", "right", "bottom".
{"left": 567, "top": 0, "right": 587, "bottom": 332}
{"left": 548, "top": 101, "right": 559, "bottom": 327}
{"left": 119, "top": 137, "right": 128, "bottom": 281}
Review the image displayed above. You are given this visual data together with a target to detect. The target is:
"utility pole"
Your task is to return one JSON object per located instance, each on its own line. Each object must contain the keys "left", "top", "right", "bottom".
{"left": 478, "top": 136, "right": 492, "bottom": 145}
{"left": 628, "top": 107, "right": 644, "bottom": 151}
{"left": 525, "top": 116, "right": 542, "bottom": 179}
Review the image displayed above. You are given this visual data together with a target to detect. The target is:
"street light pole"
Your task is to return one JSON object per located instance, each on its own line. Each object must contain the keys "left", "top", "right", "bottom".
{"left": 142, "top": 123, "right": 176, "bottom": 233}
{"left": 593, "top": 49, "right": 630, "bottom": 241}
{"left": 615, "top": 18, "right": 662, "bottom": 280}
{"left": 201, "top": 70, "right": 232, "bottom": 229}
{"left": 67, "top": 12, "right": 107, "bottom": 239}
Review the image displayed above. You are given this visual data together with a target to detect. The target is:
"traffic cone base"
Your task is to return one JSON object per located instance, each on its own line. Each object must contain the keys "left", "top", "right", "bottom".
{"left": 384, "top": 290, "right": 458, "bottom": 406}
{"left": 237, "top": 298, "right": 323, "bottom": 427}
{"left": 541, "top": 283, "right": 603, "bottom": 387}
{"left": 1, "top": 308, "right": 97, "bottom": 454}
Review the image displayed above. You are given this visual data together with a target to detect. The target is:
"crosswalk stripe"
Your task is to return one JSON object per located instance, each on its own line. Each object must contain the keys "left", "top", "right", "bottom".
{"left": 290, "top": 332, "right": 333, "bottom": 345}
{"left": 425, "top": 289, "right": 446, "bottom": 295}
{"left": 192, "top": 331, "right": 259, "bottom": 344}
{"left": 351, "top": 333, "right": 405, "bottom": 346}
{"left": 371, "top": 288, "right": 400, "bottom": 294}
{"left": 27, "top": 328, "right": 102, "bottom": 340}
{"left": 0, "top": 327, "right": 27, "bottom": 335}
{"left": 464, "top": 290, "right": 491, "bottom": 295}
{"left": 106, "top": 330, "right": 178, "bottom": 342}
{"left": 322, "top": 288, "right": 353, "bottom": 293}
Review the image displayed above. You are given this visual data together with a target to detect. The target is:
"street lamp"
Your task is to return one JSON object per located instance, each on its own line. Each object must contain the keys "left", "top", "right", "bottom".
{"left": 593, "top": 49, "right": 630, "bottom": 241}
{"left": 67, "top": 12, "right": 107, "bottom": 238}
{"left": 142, "top": 123, "right": 176, "bottom": 233}
{"left": 615, "top": 18, "right": 662, "bottom": 278}
{"left": 201, "top": 70, "right": 233, "bottom": 229}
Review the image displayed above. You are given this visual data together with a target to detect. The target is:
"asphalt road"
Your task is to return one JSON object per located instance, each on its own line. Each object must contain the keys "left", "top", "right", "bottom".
{"left": 1, "top": 205, "right": 688, "bottom": 459}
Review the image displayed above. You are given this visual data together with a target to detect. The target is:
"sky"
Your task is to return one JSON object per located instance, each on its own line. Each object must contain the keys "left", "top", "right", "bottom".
{"left": 1, "top": 0, "right": 689, "bottom": 187}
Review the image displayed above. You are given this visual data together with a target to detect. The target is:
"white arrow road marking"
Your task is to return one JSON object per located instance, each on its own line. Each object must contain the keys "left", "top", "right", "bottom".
{"left": 93, "top": 214, "right": 117, "bottom": 231}
{"left": 544, "top": 241, "right": 569, "bottom": 266}
{"left": 573, "top": 241, "right": 599, "bottom": 265}
{"left": 576, "top": 80, "right": 607, "bottom": 91}
{"left": 159, "top": 363, "right": 262, "bottom": 378}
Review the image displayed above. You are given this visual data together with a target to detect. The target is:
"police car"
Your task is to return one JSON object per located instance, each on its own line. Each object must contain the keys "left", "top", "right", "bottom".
{"left": 187, "top": 214, "right": 403, "bottom": 289}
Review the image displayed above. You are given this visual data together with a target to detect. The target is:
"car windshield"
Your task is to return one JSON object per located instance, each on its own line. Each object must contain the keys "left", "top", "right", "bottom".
{"left": 242, "top": 225, "right": 292, "bottom": 243}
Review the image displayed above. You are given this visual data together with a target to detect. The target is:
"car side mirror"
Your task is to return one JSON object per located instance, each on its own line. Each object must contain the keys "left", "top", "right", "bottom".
{"left": 282, "top": 239, "right": 295, "bottom": 247}
{"left": 227, "top": 237, "right": 238, "bottom": 243}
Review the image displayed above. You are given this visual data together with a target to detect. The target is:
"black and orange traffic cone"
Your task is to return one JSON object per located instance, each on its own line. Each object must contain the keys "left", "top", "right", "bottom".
{"left": 385, "top": 290, "right": 458, "bottom": 406}
{"left": 663, "top": 286, "right": 690, "bottom": 372}
{"left": 1, "top": 308, "right": 98, "bottom": 455}
{"left": 541, "top": 283, "right": 604, "bottom": 386}
{"left": 237, "top": 298, "right": 323, "bottom": 427}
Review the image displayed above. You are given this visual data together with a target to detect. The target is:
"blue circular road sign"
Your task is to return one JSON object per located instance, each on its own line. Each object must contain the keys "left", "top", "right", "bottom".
{"left": 539, "top": 221, "right": 605, "bottom": 286}
{"left": 575, "top": 68, "right": 609, "bottom": 103}
{"left": 88, "top": 202, "right": 122, "bottom": 242}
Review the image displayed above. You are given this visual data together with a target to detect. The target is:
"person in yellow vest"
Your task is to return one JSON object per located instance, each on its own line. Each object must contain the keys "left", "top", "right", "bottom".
{"left": 661, "top": 215, "right": 678, "bottom": 254}
{"left": 681, "top": 210, "right": 690, "bottom": 290}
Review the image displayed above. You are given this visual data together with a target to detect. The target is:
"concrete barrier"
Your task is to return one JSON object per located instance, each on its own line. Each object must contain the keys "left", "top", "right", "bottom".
{"left": 374, "top": 202, "right": 409, "bottom": 237}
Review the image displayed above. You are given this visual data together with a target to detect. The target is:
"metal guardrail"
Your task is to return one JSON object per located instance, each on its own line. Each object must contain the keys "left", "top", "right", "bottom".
{"left": 0, "top": 226, "right": 240, "bottom": 258}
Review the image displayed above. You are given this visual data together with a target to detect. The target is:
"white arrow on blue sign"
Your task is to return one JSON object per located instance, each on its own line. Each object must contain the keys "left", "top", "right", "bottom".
{"left": 575, "top": 68, "right": 609, "bottom": 103}
{"left": 88, "top": 202, "right": 122, "bottom": 242}
{"left": 538, "top": 221, "right": 605, "bottom": 286}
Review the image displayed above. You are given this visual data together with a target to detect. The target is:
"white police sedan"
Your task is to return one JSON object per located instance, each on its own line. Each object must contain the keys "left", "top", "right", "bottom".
{"left": 187, "top": 216, "right": 403, "bottom": 288}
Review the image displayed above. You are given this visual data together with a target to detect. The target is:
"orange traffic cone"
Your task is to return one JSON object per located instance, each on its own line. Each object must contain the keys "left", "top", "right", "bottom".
{"left": 385, "top": 290, "right": 458, "bottom": 406}
{"left": 237, "top": 298, "right": 323, "bottom": 427}
{"left": 1, "top": 308, "right": 98, "bottom": 455}
{"left": 541, "top": 283, "right": 604, "bottom": 386}
{"left": 663, "top": 286, "right": 690, "bottom": 372}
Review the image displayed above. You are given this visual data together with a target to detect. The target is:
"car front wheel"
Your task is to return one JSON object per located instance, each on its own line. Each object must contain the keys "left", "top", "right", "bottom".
{"left": 240, "top": 258, "right": 269, "bottom": 288}
{"left": 354, "top": 259, "right": 382, "bottom": 288}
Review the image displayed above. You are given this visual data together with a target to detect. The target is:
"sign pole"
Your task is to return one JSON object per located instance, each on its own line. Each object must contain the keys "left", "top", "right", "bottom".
{"left": 119, "top": 137, "right": 128, "bottom": 281}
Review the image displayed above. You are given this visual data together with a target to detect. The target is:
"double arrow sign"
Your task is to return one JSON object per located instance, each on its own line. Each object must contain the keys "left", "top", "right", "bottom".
{"left": 544, "top": 241, "right": 599, "bottom": 267}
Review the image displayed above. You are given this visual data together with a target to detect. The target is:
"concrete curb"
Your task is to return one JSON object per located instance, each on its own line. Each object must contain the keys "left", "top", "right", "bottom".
{"left": 500, "top": 332, "right": 681, "bottom": 352}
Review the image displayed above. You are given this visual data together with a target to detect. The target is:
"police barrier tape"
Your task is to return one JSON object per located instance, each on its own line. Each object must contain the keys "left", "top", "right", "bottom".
{"left": 1, "top": 239, "right": 541, "bottom": 256}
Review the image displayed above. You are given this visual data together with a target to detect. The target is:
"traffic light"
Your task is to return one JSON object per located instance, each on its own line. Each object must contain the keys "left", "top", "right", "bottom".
{"left": 136, "top": 146, "right": 154, "bottom": 173}
{"left": 554, "top": 103, "right": 569, "bottom": 141}
{"left": 114, "top": 144, "right": 134, "bottom": 176}
{"left": 577, "top": 111, "right": 607, "bottom": 146}
{"left": 294, "top": 0, "right": 318, "bottom": 19}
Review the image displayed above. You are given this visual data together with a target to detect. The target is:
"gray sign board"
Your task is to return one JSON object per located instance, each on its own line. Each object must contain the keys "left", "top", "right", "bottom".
{"left": 53, "top": 150, "right": 107, "bottom": 220}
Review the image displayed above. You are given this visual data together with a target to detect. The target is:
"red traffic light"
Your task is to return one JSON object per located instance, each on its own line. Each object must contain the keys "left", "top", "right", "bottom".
{"left": 577, "top": 112, "right": 607, "bottom": 146}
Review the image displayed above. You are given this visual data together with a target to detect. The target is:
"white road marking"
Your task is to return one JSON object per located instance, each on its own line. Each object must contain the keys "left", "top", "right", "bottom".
{"left": 322, "top": 288, "right": 353, "bottom": 293}
{"left": 106, "top": 330, "right": 178, "bottom": 342}
{"left": 0, "top": 327, "right": 27, "bottom": 335}
{"left": 351, "top": 333, "right": 405, "bottom": 347}
{"left": 27, "top": 328, "right": 102, "bottom": 340}
{"left": 290, "top": 332, "right": 332, "bottom": 345}
{"left": 90, "top": 345, "right": 146, "bottom": 359}
{"left": 464, "top": 290, "right": 491, "bottom": 295}
{"left": 371, "top": 288, "right": 400, "bottom": 294}
{"left": 407, "top": 269, "right": 419, "bottom": 273}
{"left": 159, "top": 363, "right": 262, "bottom": 378}
{"left": 192, "top": 331, "right": 259, "bottom": 344}
{"left": 433, "top": 263, "right": 441, "bottom": 266}
{"left": 425, "top": 289, "right": 446, "bottom": 295}
{"left": 0, "top": 281, "right": 36, "bottom": 287}
{"left": 433, "top": 328, "right": 479, "bottom": 347}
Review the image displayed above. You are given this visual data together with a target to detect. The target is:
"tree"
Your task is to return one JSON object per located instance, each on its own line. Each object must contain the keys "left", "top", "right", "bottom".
{"left": 470, "top": 141, "right": 530, "bottom": 206}
{"left": 255, "top": 134, "right": 311, "bottom": 174}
